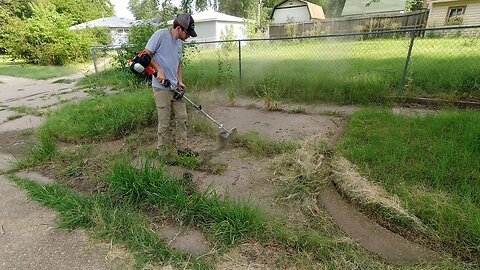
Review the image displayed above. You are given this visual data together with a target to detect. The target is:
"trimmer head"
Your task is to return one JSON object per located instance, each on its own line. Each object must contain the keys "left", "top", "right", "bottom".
{"left": 218, "top": 127, "right": 237, "bottom": 144}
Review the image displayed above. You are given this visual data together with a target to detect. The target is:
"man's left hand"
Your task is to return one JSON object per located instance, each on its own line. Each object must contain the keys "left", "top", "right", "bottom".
{"left": 174, "top": 86, "right": 185, "bottom": 100}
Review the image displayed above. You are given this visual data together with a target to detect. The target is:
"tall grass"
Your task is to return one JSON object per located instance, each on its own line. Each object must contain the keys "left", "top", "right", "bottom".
{"left": 11, "top": 176, "right": 210, "bottom": 269}
{"left": 184, "top": 37, "right": 480, "bottom": 104}
{"left": 107, "top": 159, "right": 265, "bottom": 245}
{"left": 338, "top": 108, "right": 480, "bottom": 262}
{"left": 39, "top": 89, "right": 155, "bottom": 142}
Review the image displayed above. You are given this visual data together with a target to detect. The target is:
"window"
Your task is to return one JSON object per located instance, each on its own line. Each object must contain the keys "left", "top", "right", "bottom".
{"left": 446, "top": 6, "right": 466, "bottom": 25}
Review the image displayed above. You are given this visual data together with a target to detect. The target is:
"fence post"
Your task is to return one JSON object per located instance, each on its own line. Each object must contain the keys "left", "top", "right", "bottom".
{"left": 238, "top": 40, "right": 242, "bottom": 89}
{"left": 401, "top": 31, "right": 416, "bottom": 91}
{"left": 91, "top": 47, "right": 98, "bottom": 74}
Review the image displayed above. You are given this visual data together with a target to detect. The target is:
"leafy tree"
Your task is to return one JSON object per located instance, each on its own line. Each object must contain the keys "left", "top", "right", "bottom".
{"left": 405, "top": 0, "right": 424, "bottom": 12}
{"left": 129, "top": 0, "right": 161, "bottom": 20}
{"left": 179, "top": 0, "right": 210, "bottom": 13}
{"left": 47, "top": 0, "right": 114, "bottom": 24}
{"left": 0, "top": 0, "right": 34, "bottom": 20}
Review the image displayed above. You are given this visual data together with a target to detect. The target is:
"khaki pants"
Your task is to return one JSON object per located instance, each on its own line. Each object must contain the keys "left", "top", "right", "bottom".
{"left": 153, "top": 88, "right": 187, "bottom": 149}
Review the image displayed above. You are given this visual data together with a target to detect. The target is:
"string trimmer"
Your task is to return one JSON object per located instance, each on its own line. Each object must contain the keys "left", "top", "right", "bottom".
{"left": 168, "top": 82, "right": 237, "bottom": 144}
{"left": 128, "top": 50, "right": 237, "bottom": 143}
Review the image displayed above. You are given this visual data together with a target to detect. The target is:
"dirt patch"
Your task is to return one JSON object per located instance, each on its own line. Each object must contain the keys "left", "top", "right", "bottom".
{"left": 0, "top": 130, "right": 34, "bottom": 158}
{"left": 209, "top": 106, "right": 341, "bottom": 141}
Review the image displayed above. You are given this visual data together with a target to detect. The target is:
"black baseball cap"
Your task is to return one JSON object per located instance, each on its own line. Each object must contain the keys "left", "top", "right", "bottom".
{"left": 175, "top": 13, "right": 197, "bottom": 37}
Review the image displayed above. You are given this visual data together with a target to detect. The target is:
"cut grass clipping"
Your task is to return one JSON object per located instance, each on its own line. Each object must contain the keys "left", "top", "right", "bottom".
{"left": 338, "top": 108, "right": 480, "bottom": 263}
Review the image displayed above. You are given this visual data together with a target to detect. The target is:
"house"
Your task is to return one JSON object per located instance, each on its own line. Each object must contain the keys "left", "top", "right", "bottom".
{"left": 427, "top": 0, "right": 480, "bottom": 26}
{"left": 69, "top": 16, "right": 134, "bottom": 45}
{"left": 341, "top": 0, "right": 407, "bottom": 17}
{"left": 168, "top": 10, "right": 248, "bottom": 42}
{"left": 270, "top": 0, "right": 325, "bottom": 24}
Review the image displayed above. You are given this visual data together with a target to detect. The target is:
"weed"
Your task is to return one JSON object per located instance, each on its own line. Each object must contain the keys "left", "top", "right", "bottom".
{"left": 52, "top": 78, "right": 75, "bottom": 84}
{"left": 6, "top": 114, "right": 23, "bottom": 121}
{"left": 288, "top": 106, "right": 306, "bottom": 114}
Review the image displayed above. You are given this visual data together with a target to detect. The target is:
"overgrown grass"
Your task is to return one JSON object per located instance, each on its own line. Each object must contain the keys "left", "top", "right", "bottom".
{"left": 231, "top": 131, "right": 299, "bottom": 157}
{"left": 77, "top": 68, "right": 150, "bottom": 92}
{"left": 0, "top": 56, "right": 83, "bottom": 79}
{"left": 338, "top": 108, "right": 480, "bottom": 263}
{"left": 107, "top": 159, "right": 265, "bottom": 245}
{"left": 184, "top": 37, "right": 480, "bottom": 104}
{"left": 10, "top": 176, "right": 210, "bottom": 269}
{"left": 38, "top": 89, "right": 155, "bottom": 142}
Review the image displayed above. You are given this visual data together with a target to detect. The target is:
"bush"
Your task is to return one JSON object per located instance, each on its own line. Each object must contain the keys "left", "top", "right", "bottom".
{"left": 2, "top": 2, "right": 94, "bottom": 65}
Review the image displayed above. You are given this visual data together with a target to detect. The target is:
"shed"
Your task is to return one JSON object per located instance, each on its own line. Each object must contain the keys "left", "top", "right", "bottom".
{"left": 69, "top": 16, "right": 134, "bottom": 45}
{"left": 427, "top": 0, "right": 480, "bottom": 26}
{"left": 270, "top": 0, "right": 325, "bottom": 24}
{"left": 341, "top": 0, "right": 407, "bottom": 17}
{"left": 168, "top": 10, "right": 248, "bottom": 42}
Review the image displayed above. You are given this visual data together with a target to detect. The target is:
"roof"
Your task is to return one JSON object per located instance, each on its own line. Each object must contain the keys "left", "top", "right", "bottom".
{"left": 167, "top": 10, "right": 245, "bottom": 25}
{"left": 271, "top": 0, "right": 325, "bottom": 20}
{"left": 69, "top": 16, "right": 134, "bottom": 30}
{"left": 341, "top": 0, "right": 407, "bottom": 17}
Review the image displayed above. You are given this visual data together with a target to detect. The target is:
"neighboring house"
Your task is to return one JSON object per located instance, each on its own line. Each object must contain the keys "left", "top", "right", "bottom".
{"left": 168, "top": 10, "right": 248, "bottom": 42}
{"left": 69, "top": 16, "right": 134, "bottom": 45}
{"left": 270, "top": 0, "right": 325, "bottom": 24}
{"left": 341, "top": 0, "right": 407, "bottom": 17}
{"left": 427, "top": 0, "right": 480, "bottom": 26}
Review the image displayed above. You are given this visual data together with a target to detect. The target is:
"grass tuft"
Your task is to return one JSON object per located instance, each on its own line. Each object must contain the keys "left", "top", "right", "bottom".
{"left": 38, "top": 89, "right": 155, "bottom": 142}
{"left": 231, "top": 131, "right": 299, "bottom": 157}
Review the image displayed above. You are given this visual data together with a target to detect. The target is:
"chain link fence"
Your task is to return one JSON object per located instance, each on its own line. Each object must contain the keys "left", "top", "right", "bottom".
{"left": 92, "top": 25, "right": 480, "bottom": 104}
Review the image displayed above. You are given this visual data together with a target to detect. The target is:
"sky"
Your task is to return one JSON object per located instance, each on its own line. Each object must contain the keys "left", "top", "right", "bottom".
{"left": 111, "top": 0, "right": 183, "bottom": 19}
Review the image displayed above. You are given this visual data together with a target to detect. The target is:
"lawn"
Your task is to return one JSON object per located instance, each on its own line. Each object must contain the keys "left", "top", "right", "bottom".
{"left": 183, "top": 36, "right": 480, "bottom": 104}
{"left": 338, "top": 108, "right": 480, "bottom": 262}
{"left": 0, "top": 55, "right": 84, "bottom": 79}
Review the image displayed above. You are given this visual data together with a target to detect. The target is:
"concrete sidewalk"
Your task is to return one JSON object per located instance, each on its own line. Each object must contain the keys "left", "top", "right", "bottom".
{"left": 0, "top": 72, "right": 131, "bottom": 269}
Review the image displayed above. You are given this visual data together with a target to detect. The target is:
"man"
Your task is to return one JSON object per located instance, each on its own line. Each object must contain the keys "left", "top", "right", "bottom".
{"left": 144, "top": 13, "right": 197, "bottom": 155}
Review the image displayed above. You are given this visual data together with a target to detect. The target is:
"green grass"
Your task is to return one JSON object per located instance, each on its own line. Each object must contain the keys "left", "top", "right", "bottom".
{"left": 231, "top": 131, "right": 299, "bottom": 157}
{"left": 184, "top": 37, "right": 480, "bottom": 104}
{"left": 77, "top": 68, "right": 150, "bottom": 92}
{"left": 10, "top": 176, "right": 210, "bottom": 269}
{"left": 338, "top": 108, "right": 480, "bottom": 263}
{"left": 0, "top": 56, "right": 83, "bottom": 79}
{"left": 38, "top": 89, "right": 155, "bottom": 142}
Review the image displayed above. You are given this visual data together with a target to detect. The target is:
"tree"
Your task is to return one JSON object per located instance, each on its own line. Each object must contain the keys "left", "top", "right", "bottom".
{"left": 179, "top": 0, "right": 210, "bottom": 13}
{"left": 405, "top": 0, "right": 424, "bottom": 12}
{"left": 47, "top": 0, "right": 114, "bottom": 24}
{"left": 129, "top": 0, "right": 161, "bottom": 20}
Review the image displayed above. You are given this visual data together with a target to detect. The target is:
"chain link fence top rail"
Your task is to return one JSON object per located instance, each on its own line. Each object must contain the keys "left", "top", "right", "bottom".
{"left": 92, "top": 25, "right": 480, "bottom": 104}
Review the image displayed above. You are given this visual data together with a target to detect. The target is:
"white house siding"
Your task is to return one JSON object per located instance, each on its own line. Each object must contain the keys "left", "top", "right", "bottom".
{"left": 272, "top": 0, "right": 310, "bottom": 23}
{"left": 216, "top": 21, "right": 247, "bottom": 40}
{"left": 428, "top": 0, "right": 480, "bottom": 26}
{"left": 191, "top": 21, "right": 217, "bottom": 42}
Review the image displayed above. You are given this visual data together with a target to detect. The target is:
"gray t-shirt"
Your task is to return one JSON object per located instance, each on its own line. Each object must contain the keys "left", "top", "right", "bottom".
{"left": 146, "top": 28, "right": 183, "bottom": 89}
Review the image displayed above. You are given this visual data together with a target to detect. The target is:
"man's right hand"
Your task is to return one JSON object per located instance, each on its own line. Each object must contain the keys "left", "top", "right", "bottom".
{"left": 155, "top": 70, "right": 167, "bottom": 85}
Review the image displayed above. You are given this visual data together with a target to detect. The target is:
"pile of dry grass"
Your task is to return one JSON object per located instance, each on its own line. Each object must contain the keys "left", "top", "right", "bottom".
{"left": 331, "top": 156, "right": 424, "bottom": 230}
{"left": 271, "top": 136, "right": 332, "bottom": 201}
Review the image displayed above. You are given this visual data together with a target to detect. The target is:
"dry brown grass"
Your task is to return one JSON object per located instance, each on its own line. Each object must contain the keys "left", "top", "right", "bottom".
{"left": 331, "top": 156, "right": 424, "bottom": 230}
